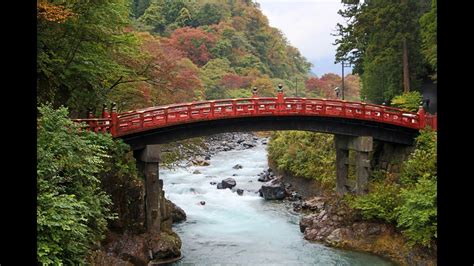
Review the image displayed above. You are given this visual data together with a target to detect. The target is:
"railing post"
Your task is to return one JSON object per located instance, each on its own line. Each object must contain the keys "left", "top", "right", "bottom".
{"left": 232, "top": 100, "right": 237, "bottom": 116}
{"left": 252, "top": 87, "right": 258, "bottom": 98}
{"left": 87, "top": 108, "right": 98, "bottom": 132}
{"left": 101, "top": 103, "right": 109, "bottom": 132}
{"left": 301, "top": 98, "right": 306, "bottom": 115}
{"left": 417, "top": 103, "right": 426, "bottom": 129}
{"left": 101, "top": 103, "right": 109, "bottom": 119}
{"left": 110, "top": 102, "right": 118, "bottom": 136}
{"left": 209, "top": 103, "right": 214, "bottom": 119}
{"left": 277, "top": 83, "right": 284, "bottom": 112}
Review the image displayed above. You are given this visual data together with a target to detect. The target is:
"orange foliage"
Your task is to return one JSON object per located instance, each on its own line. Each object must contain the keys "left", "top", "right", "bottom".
{"left": 139, "top": 34, "right": 201, "bottom": 105}
{"left": 37, "top": 1, "right": 74, "bottom": 23}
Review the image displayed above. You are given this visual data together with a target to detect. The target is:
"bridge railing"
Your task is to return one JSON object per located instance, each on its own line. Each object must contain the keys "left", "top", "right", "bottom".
{"left": 72, "top": 118, "right": 113, "bottom": 133}
{"left": 73, "top": 96, "right": 436, "bottom": 137}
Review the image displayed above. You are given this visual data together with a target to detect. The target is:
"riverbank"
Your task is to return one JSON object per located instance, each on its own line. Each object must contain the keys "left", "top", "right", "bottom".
{"left": 269, "top": 151, "right": 437, "bottom": 265}
{"left": 161, "top": 132, "right": 394, "bottom": 265}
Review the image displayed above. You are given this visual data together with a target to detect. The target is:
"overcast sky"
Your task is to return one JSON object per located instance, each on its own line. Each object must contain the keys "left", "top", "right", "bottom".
{"left": 256, "top": 0, "right": 352, "bottom": 76}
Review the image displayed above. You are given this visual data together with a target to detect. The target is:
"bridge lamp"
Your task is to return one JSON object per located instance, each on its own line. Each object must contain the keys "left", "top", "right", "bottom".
{"left": 252, "top": 86, "right": 258, "bottom": 96}
{"left": 334, "top": 86, "right": 340, "bottom": 99}
{"left": 277, "top": 83, "right": 283, "bottom": 93}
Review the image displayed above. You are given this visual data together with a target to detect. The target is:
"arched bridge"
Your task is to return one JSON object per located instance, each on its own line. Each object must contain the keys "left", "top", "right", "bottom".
{"left": 73, "top": 90, "right": 437, "bottom": 232}
{"left": 75, "top": 91, "right": 437, "bottom": 150}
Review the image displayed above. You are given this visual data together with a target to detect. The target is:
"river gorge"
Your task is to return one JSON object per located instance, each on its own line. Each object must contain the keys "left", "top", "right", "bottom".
{"left": 160, "top": 134, "right": 394, "bottom": 265}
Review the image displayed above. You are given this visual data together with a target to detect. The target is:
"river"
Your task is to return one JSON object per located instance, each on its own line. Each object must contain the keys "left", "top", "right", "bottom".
{"left": 160, "top": 136, "right": 394, "bottom": 265}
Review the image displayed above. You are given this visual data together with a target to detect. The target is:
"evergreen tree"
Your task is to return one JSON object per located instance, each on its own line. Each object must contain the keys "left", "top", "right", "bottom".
{"left": 334, "top": 0, "right": 431, "bottom": 104}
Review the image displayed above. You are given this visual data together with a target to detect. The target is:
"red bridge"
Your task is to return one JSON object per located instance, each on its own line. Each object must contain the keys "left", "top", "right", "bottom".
{"left": 74, "top": 90, "right": 437, "bottom": 150}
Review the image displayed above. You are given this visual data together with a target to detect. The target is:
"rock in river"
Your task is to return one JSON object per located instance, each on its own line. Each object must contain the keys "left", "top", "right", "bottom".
{"left": 221, "top": 178, "right": 236, "bottom": 189}
{"left": 259, "top": 178, "right": 287, "bottom": 200}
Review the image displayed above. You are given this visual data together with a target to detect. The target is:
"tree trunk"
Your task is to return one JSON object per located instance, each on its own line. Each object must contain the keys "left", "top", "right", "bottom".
{"left": 402, "top": 38, "right": 410, "bottom": 93}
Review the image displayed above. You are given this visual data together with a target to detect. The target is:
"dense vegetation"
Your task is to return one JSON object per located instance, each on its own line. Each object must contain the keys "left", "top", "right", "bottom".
{"left": 390, "top": 91, "right": 423, "bottom": 112}
{"left": 37, "top": 0, "right": 436, "bottom": 262}
{"left": 348, "top": 130, "right": 437, "bottom": 247}
{"left": 268, "top": 129, "right": 437, "bottom": 248}
{"left": 37, "top": 0, "right": 323, "bottom": 263}
{"left": 37, "top": 105, "right": 141, "bottom": 264}
{"left": 268, "top": 131, "right": 336, "bottom": 187}
{"left": 334, "top": 0, "right": 437, "bottom": 104}
{"left": 37, "top": 0, "right": 323, "bottom": 116}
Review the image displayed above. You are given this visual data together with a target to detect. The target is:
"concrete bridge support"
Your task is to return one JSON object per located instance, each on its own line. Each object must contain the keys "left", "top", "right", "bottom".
{"left": 134, "top": 145, "right": 165, "bottom": 234}
{"left": 334, "top": 135, "right": 373, "bottom": 195}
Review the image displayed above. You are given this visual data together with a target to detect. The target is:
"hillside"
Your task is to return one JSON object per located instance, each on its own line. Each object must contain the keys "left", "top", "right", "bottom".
{"left": 37, "top": 0, "right": 314, "bottom": 115}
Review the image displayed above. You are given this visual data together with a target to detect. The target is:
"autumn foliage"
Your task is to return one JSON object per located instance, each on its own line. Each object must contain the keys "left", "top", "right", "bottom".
{"left": 37, "top": 1, "right": 75, "bottom": 23}
{"left": 166, "top": 27, "right": 218, "bottom": 66}
{"left": 305, "top": 74, "right": 360, "bottom": 100}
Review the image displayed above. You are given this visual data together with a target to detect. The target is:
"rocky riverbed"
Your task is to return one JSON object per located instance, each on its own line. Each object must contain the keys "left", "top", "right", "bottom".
{"left": 297, "top": 195, "right": 437, "bottom": 265}
{"left": 194, "top": 132, "right": 437, "bottom": 265}
{"left": 161, "top": 132, "right": 395, "bottom": 265}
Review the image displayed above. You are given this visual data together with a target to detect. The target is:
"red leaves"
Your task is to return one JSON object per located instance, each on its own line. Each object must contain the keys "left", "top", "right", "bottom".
{"left": 220, "top": 74, "right": 251, "bottom": 89}
{"left": 139, "top": 34, "right": 201, "bottom": 105}
{"left": 166, "top": 27, "right": 217, "bottom": 66}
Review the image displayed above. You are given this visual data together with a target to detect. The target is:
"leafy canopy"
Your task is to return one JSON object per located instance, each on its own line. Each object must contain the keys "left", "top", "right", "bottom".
{"left": 37, "top": 105, "right": 117, "bottom": 264}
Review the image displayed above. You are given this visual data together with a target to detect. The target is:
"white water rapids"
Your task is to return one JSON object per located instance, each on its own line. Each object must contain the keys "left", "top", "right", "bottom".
{"left": 160, "top": 137, "right": 394, "bottom": 265}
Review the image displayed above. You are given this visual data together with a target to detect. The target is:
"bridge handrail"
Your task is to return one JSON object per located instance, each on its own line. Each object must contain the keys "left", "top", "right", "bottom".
{"left": 73, "top": 96, "right": 436, "bottom": 137}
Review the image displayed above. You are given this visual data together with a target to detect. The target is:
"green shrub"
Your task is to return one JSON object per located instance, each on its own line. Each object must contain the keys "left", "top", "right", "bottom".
{"left": 400, "top": 129, "right": 437, "bottom": 185}
{"left": 268, "top": 131, "right": 335, "bottom": 185}
{"left": 396, "top": 130, "right": 437, "bottom": 247}
{"left": 37, "top": 105, "right": 117, "bottom": 265}
{"left": 395, "top": 176, "right": 437, "bottom": 247}
{"left": 347, "top": 181, "right": 401, "bottom": 222}
{"left": 391, "top": 91, "right": 423, "bottom": 112}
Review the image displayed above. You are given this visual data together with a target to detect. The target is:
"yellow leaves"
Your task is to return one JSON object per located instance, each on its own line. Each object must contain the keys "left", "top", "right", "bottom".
{"left": 37, "top": 1, "right": 75, "bottom": 23}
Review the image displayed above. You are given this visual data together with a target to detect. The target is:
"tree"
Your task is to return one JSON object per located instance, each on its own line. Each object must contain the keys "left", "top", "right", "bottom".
{"left": 419, "top": 0, "right": 437, "bottom": 81}
{"left": 220, "top": 73, "right": 250, "bottom": 89}
{"left": 37, "top": 105, "right": 116, "bottom": 264}
{"left": 37, "top": 0, "right": 140, "bottom": 115}
{"left": 391, "top": 91, "right": 423, "bottom": 112}
{"left": 191, "top": 3, "right": 226, "bottom": 26}
{"left": 166, "top": 27, "right": 217, "bottom": 66}
{"left": 137, "top": 1, "right": 166, "bottom": 33}
{"left": 250, "top": 76, "right": 275, "bottom": 97}
{"left": 334, "top": 0, "right": 431, "bottom": 103}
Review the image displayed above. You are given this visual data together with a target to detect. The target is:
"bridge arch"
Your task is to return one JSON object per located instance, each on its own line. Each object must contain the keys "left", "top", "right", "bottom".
{"left": 120, "top": 115, "right": 419, "bottom": 150}
{"left": 74, "top": 95, "right": 436, "bottom": 233}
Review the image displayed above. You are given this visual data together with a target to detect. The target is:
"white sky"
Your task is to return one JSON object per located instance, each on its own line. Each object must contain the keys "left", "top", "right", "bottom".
{"left": 256, "top": 0, "right": 352, "bottom": 76}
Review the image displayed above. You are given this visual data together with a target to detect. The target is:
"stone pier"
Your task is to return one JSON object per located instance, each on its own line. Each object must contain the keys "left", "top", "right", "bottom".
{"left": 134, "top": 145, "right": 168, "bottom": 233}
{"left": 334, "top": 135, "right": 373, "bottom": 195}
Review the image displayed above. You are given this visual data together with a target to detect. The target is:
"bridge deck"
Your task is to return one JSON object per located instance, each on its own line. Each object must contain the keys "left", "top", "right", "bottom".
{"left": 73, "top": 95, "right": 437, "bottom": 138}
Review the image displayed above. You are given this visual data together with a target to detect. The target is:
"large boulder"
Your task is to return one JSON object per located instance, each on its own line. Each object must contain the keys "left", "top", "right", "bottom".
{"left": 149, "top": 231, "right": 182, "bottom": 261}
{"left": 259, "top": 178, "right": 287, "bottom": 200}
{"left": 221, "top": 178, "right": 236, "bottom": 189}
{"left": 165, "top": 199, "right": 186, "bottom": 223}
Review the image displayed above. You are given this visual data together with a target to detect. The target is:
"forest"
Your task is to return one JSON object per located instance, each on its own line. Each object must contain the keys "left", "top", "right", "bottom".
{"left": 37, "top": 0, "right": 437, "bottom": 264}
